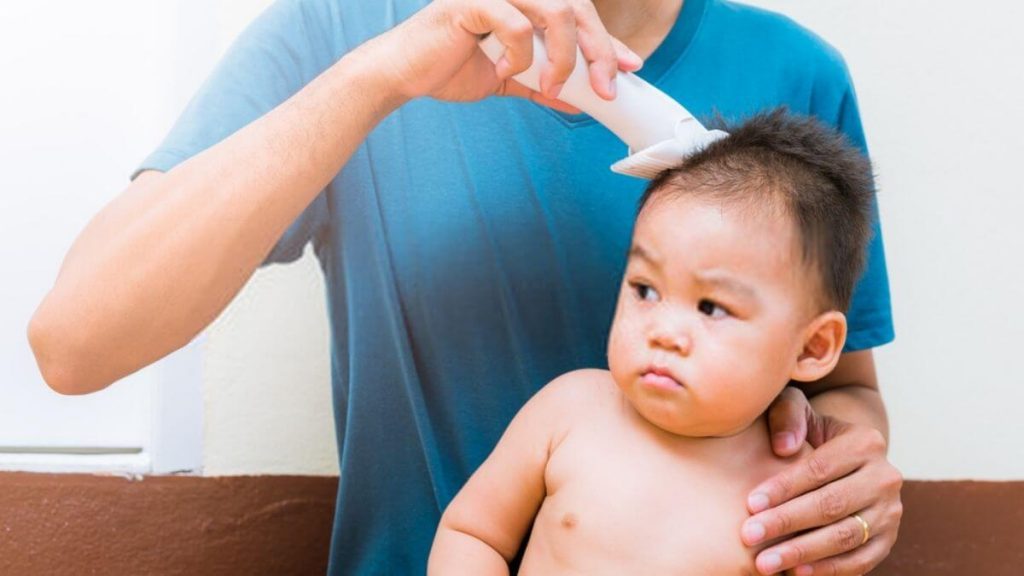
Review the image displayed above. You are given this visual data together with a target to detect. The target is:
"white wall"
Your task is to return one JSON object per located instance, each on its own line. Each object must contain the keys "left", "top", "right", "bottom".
{"left": 744, "top": 0, "right": 1024, "bottom": 479}
{"left": 0, "top": 0, "right": 333, "bottom": 476}
{"left": 0, "top": 1, "right": 192, "bottom": 474}
{"left": 5, "top": 1, "right": 1022, "bottom": 479}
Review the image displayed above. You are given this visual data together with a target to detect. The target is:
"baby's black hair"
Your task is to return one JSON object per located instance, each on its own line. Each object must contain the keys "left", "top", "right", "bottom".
{"left": 639, "top": 108, "right": 875, "bottom": 312}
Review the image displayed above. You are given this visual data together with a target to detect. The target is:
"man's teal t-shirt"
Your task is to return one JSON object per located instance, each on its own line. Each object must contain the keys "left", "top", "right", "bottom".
{"left": 137, "top": 0, "right": 894, "bottom": 572}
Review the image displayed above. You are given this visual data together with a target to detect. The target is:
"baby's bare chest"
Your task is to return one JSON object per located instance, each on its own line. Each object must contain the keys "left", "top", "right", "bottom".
{"left": 521, "top": 425, "right": 777, "bottom": 574}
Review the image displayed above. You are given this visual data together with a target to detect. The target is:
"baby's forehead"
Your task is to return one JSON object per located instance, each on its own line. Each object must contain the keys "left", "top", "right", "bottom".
{"left": 638, "top": 188, "right": 796, "bottom": 244}
{"left": 632, "top": 194, "right": 825, "bottom": 301}
{"left": 643, "top": 175, "right": 790, "bottom": 216}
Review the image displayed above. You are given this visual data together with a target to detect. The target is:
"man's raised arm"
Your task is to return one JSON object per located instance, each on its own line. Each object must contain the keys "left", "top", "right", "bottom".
{"left": 27, "top": 0, "right": 639, "bottom": 395}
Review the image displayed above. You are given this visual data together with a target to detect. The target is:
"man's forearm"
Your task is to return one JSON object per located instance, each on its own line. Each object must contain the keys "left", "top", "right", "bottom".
{"left": 29, "top": 41, "right": 407, "bottom": 395}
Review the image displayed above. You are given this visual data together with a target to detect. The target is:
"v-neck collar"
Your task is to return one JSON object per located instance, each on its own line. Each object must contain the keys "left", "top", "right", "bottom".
{"left": 543, "top": 0, "right": 710, "bottom": 128}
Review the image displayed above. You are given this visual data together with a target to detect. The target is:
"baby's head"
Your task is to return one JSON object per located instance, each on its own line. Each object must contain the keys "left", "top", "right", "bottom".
{"left": 607, "top": 109, "right": 874, "bottom": 437}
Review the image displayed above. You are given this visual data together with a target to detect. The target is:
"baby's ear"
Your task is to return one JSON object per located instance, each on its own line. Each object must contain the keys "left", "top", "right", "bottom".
{"left": 791, "top": 311, "right": 847, "bottom": 382}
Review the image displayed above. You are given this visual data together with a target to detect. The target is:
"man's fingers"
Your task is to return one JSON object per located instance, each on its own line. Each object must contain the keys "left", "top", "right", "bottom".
{"left": 741, "top": 472, "right": 877, "bottom": 548}
{"left": 460, "top": 0, "right": 535, "bottom": 79}
{"left": 785, "top": 493, "right": 902, "bottom": 575}
{"left": 514, "top": 0, "right": 632, "bottom": 99}
{"left": 566, "top": 0, "right": 618, "bottom": 99}
{"left": 467, "top": 0, "right": 636, "bottom": 101}
{"left": 609, "top": 36, "right": 644, "bottom": 71}
{"left": 748, "top": 425, "right": 879, "bottom": 515}
{"left": 530, "top": 1, "right": 579, "bottom": 97}
{"left": 501, "top": 0, "right": 578, "bottom": 97}
{"left": 751, "top": 511, "right": 877, "bottom": 575}
{"left": 777, "top": 534, "right": 892, "bottom": 576}
{"left": 766, "top": 387, "right": 812, "bottom": 457}
{"left": 539, "top": 17, "right": 578, "bottom": 97}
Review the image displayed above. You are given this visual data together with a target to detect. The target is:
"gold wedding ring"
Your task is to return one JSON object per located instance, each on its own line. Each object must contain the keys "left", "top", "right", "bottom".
{"left": 851, "top": 513, "right": 870, "bottom": 545}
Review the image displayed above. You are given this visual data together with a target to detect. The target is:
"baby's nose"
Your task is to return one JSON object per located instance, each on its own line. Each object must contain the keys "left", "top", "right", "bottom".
{"left": 649, "top": 320, "right": 693, "bottom": 355}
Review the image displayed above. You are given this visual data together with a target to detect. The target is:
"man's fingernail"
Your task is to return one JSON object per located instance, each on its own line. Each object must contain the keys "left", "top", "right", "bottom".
{"left": 761, "top": 552, "right": 782, "bottom": 571}
{"left": 795, "top": 565, "right": 813, "bottom": 576}
{"left": 607, "top": 77, "right": 617, "bottom": 98}
{"left": 748, "top": 492, "right": 770, "bottom": 513}
{"left": 774, "top": 432, "right": 797, "bottom": 452}
{"left": 742, "top": 521, "right": 766, "bottom": 544}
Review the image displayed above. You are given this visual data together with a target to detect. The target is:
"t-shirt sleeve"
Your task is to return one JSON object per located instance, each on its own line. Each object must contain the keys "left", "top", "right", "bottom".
{"left": 133, "top": 0, "right": 345, "bottom": 266}
{"left": 810, "top": 49, "right": 895, "bottom": 351}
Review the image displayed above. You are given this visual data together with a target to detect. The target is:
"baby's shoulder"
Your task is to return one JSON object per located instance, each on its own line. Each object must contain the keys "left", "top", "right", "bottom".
{"left": 538, "top": 369, "right": 620, "bottom": 411}
{"left": 529, "top": 369, "right": 621, "bottom": 439}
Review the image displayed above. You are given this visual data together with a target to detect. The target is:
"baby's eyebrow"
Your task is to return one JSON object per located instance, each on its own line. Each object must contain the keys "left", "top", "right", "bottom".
{"left": 693, "top": 271, "right": 759, "bottom": 302}
{"left": 628, "top": 244, "right": 662, "bottom": 268}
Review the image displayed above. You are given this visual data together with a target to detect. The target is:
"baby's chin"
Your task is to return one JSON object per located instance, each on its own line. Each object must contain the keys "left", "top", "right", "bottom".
{"left": 654, "top": 418, "right": 756, "bottom": 439}
{"left": 632, "top": 399, "right": 760, "bottom": 439}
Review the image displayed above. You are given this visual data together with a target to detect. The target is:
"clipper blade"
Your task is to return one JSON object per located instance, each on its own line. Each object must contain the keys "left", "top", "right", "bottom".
{"left": 611, "top": 128, "right": 729, "bottom": 179}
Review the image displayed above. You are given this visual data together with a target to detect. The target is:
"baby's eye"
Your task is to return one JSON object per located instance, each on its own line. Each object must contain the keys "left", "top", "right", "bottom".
{"left": 698, "top": 298, "right": 729, "bottom": 319}
{"left": 631, "top": 282, "right": 660, "bottom": 302}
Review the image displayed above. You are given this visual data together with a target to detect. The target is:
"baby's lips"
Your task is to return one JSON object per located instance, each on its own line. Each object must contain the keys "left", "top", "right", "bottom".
{"left": 640, "top": 369, "right": 685, "bottom": 391}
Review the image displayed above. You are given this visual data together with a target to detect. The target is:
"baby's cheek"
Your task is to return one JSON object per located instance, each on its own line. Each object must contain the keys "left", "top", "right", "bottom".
{"left": 698, "top": 364, "right": 772, "bottom": 432}
{"left": 607, "top": 315, "right": 642, "bottom": 367}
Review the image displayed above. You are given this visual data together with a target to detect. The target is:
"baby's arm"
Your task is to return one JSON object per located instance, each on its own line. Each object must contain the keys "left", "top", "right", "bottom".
{"left": 428, "top": 372, "right": 584, "bottom": 575}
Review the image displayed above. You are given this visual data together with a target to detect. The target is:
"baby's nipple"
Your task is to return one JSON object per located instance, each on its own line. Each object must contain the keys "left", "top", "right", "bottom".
{"left": 560, "top": 512, "right": 578, "bottom": 530}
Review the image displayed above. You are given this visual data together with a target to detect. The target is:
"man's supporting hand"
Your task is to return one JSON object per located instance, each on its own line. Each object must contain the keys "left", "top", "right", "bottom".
{"left": 746, "top": 383, "right": 903, "bottom": 575}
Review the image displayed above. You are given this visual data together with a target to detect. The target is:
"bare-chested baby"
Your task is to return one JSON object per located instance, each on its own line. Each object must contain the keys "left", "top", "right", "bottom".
{"left": 428, "top": 110, "right": 875, "bottom": 575}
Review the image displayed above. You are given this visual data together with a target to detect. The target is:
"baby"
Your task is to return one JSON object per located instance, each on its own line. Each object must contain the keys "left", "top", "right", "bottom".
{"left": 428, "top": 110, "right": 875, "bottom": 575}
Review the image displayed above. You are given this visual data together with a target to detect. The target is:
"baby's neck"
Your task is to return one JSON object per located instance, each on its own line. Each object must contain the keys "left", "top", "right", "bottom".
{"left": 624, "top": 404, "right": 776, "bottom": 470}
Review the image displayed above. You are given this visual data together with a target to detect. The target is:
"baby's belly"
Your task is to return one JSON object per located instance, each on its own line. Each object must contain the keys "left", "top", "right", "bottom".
{"left": 518, "top": 479, "right": 761, "bottom": 576}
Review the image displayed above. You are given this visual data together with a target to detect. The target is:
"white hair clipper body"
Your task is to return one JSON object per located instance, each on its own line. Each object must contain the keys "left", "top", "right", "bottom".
{"left": 478, "top": 33, "right": 728, "bottom": 179}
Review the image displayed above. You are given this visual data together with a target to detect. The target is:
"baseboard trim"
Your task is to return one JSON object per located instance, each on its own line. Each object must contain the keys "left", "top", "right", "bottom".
{"left": 1, "top": 474, "right": 1021, "bottom": 574}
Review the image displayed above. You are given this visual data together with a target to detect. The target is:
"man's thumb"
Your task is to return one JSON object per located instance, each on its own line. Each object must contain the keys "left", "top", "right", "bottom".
{"left": 767, "top": 387, "right": 811, "bottom": 456}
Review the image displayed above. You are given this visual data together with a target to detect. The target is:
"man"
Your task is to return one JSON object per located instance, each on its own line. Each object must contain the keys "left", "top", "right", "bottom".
{"left": 29, "top": 1, "right": 902, "bottom": 574}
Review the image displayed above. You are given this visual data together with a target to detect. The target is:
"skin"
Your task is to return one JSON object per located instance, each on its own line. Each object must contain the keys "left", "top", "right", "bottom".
{"left": 434, "top": 368, "right": 800, "bottom": 575}
{"left": 27, "top": 0, "right": 901, "bottom": 573}
{"left": 430, "top": 195, "right": 846, "bottom": 574}
{"left": 607, "top": 197, "right": 838, "bottom": 439}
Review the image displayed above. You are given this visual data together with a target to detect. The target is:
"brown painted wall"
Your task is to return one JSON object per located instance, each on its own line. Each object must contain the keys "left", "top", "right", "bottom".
{"left": 1, "top": 474, "right": 1021, "bottom": 575}
{"left": 0, "top": 473, "right": 337, "bottom": 576}
{"left": 876, "top": 481, "right": 1024, "bottom": 575}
